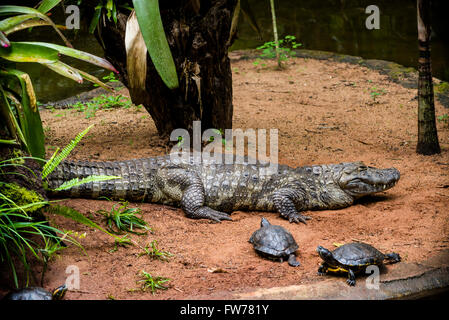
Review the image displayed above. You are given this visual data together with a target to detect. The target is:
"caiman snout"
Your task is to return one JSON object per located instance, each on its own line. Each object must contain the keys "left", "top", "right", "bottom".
{"left": 368, "top": 167, "right": 400, "bottom": 190}
{"left": 338, "top": 163, "right": 400, "bottom": 197}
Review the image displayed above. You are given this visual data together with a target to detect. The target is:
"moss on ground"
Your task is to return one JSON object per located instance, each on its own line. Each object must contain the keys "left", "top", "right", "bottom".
{"left": 1, "top": 182, "right": 46, "bottom": 213}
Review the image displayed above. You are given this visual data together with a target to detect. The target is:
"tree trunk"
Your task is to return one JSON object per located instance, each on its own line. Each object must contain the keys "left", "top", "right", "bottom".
{"left": 416, "top": 0, "right": 440, "bottom": 155}
{"left": 98, "top": 0, "right": 237, "bottom": 142}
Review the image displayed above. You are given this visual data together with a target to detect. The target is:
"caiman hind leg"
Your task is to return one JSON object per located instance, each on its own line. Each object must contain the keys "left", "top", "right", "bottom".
{"left": 156, "top": 167, "right": 232, "bottom": 222}
{"left": 271, "top": 187, "right": 311, "bottom": 224}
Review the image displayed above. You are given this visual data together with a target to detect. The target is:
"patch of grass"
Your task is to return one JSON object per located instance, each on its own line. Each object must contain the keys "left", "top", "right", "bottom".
{"left": 131, "top": 270, "right": 170, "bottom": 294}
{"left": 93, "top": 72, "right": 121, "bottom": 88}
{"left": 435, "top": 82, "right": 449, "bottom": 94}
{"left": 71, "top": 94, "right": 133, "bottom": 118}
{"left": 38, "top": 235, "right": 68, "bottom": 286}
{"left": 368, "top": 86, "right": 386, "bottom": 102}
{"left": 437, "top": 114, "right": 449, "bottom": 127}
{"left": 254, "top": 35, "right": 302, "bottom": 69}
{"left": 138, "top": 240, "right": 173, "bottom": 261}
{"left": 92, "top": 94, "right": 133, "bottom": 110}
{"left": 109, "top": 234, "right": 133, "bottom": 253}
{"left": 97, "top": 201, "right": 152, "bottom": 235}
{"left": 0, "top": 178, "right": 80, "bottom": 287}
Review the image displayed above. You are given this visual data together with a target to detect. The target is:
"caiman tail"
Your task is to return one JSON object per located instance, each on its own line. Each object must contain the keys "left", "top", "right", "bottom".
{"left": 46, "top": 158, "right": 163, "bottom": 201}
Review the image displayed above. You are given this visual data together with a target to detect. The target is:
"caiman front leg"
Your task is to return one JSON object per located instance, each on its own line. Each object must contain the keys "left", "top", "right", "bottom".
{"left": 271, "top": 187, "right": 312, "bottom": 224}
{"left": 157, "top": 167, "right": 232, "bottom": 222}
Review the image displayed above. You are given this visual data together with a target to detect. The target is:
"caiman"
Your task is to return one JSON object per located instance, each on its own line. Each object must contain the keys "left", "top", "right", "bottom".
{"left": 47, "top": 153, "right": 400, "bottom": 223}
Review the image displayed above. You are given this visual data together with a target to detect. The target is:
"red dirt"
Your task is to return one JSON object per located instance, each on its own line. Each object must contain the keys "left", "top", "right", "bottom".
{"left": 2, "top": 55, "right": 448, "bottom": 300}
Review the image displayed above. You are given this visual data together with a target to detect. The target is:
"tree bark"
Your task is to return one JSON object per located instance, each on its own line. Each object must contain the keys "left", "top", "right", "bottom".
{"left": 416, "top": 0, "right": 440, "bottom": 155}
{"left": 98, "top": 0, "right": 237, "bottom": 143}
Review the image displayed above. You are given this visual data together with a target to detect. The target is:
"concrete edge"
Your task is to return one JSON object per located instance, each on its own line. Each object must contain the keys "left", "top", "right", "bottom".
{"left": 233, "top": 264, "right": 449, "bottom": 300}
{"left": 186, "top": 250, "right": 449, "bottom": 300}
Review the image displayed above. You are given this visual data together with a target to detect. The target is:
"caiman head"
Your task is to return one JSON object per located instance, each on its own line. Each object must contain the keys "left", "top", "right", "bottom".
{"left": 332, "top": 162, "right": 400, "bottom": 198}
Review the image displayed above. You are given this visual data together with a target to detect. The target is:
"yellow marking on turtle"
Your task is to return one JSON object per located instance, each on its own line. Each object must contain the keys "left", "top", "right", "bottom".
{"left": 327, "top": 266, "right": 349, "bottom": 273}
{"left": 333, "top": 242, "right": 345, "bottom": 247}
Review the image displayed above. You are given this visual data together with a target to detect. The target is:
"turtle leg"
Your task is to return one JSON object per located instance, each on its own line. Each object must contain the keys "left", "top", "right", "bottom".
{"left": 287, "top": 254, "right": 300, "bottom": 267}
{"left": 346, "top": 269, "right": 356, "bottom": 286}
{"left": 317, "top": 263, "right": 328, "bottom": 275}
{"left": 271, "top": 188, "right": 311, "bottom": 224}
{"left": 385, "top": 252, "right": 401, "bottom": 263}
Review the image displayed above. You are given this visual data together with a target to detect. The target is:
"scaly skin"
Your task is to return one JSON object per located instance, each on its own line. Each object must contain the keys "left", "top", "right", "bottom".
{"left": 47, "top": 154, "right": 400, "bottom": 223}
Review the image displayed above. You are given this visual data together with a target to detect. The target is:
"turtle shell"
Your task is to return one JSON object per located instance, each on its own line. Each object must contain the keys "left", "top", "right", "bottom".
{"left": 3, "top": 287, "right": 53, "bottom": 300}
{"left": 249, "top": 218, "right": 298, "bottom": 258}
{"left": 332, "top": 242, "right": 385, "bottom": 267}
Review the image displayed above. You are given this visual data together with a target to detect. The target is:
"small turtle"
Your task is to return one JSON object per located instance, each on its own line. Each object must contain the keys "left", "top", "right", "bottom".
{"left": 249, "top": 217, "right": 300, "bottom": 267}
{"left": 3, "top": 284, "right": 67, "bottom": 300}
{"left": 316, "top": 242, "right": 401, "bottom": 286}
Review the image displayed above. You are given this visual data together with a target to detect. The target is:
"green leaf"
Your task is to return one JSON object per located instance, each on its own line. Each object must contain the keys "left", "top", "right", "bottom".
{"left": 0, "top": 86, "right": 29, "bottom": 153}
{"left": 46, "top": 204, "right": 124, "bottom": 243}
{"left": 43, "top": 61, "right": 83, "bottom": 83}
{"left": 0, "top": 42, "right": 58, "bottom": 63}
{"left": 0, "top": 69, "right": 45, "bottom": 158}
{"left": 132, "top": 0, "right": 179, "bottom": 89}
{"left": 46, "top": 205, "right": 111, "bottom": 237}
{"left": 0, "top": 30, "right": 9, "bottom": 47}
{"left": 37, "top": 0, "right": 62, "bottom": 14}
{"left": 0, "top": 138, "right": 19, "bottom": 145}
{"left": 0, "top": 5, "right": 72, "bottom": 47}
{"left": 42, "top": 125, "right": 94, "bottom": 179}
{"left": 21, "top": 42, "right": 118, "bottom": 73}
{"left": 0, "top": 14, "right": 35, "bottom": 32}
{"left": 106, "top": 0, "right": 114, "bottom": 11}
{"left": 112, "top": 2, "right": 118, "bottom": 24}
{"left": 76, "top": 68, "right": 114, "bottom": 91}
{"left": 52, "top": 175, "right": 121, "bottom": 191}
{"left": 3, "top": 19, "right": 65, "bottom": 36}
{"left": 88, "top": 7, "right": 102, "bottom": 34}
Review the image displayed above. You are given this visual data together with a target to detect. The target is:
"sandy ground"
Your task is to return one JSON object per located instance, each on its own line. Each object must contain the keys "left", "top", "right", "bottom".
{"left": 1, "top": 55, "right": 448, "bottom": 300}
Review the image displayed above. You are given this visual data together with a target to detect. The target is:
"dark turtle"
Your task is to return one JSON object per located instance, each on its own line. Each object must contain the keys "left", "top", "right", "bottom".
{"left": 3, "top": 284, "right": 67, "bottom": 300}
{"left": 249, "top": 217, "right": 300, "bottom": 267}
{"left": 316, "top": 242, "right": 401, "bottom": 286}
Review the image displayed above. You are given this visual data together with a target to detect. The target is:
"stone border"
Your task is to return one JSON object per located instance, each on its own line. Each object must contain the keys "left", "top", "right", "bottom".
{"left": 187, "top": 251, "right": 449, "bottom": 300}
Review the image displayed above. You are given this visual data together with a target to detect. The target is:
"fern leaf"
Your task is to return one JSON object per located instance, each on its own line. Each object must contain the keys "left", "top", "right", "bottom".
{"left": 42, "top": 146, "right": 59, "bottom": 173}
{"left": 52, "top": 175, "right": 121, "bottom": 191}
{"left": 46, "top": 204, "right": 116, "bottom": 239}
{"left": 42, "top": 125, "right": 93, "bottom": 179}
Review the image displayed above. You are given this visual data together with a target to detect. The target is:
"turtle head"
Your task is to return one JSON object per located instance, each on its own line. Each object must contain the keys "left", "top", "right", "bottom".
{"left": 260, "top": 217, "right": 271, "bottom": 228}
{"left": 316, "top": 246, "right": 339, "bottom": 266}
{"left": 52, "top": 284, "right": 67, "bottom": 300}
{"left": 333, "top": 162, "right": 400, "bottom": 198}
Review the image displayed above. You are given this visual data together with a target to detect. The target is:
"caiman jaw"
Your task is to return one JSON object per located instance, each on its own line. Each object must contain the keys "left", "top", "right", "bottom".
{"left": 336, "top": 163, "right": 400, "bottom": 198}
